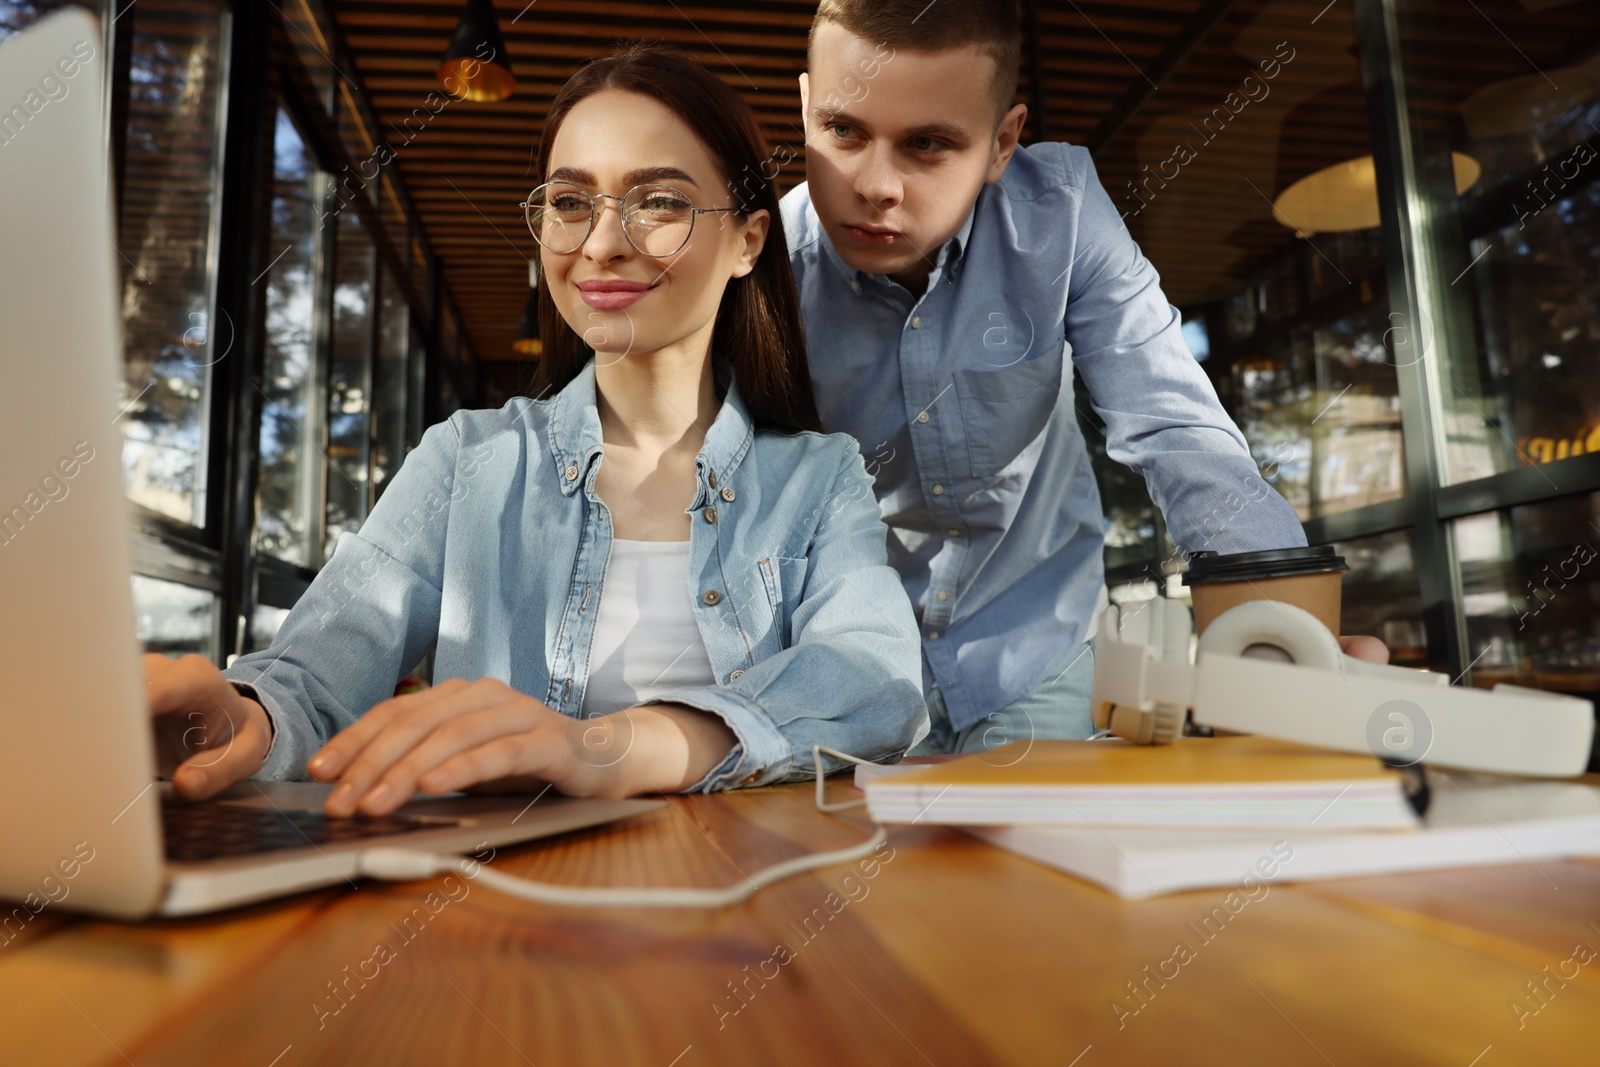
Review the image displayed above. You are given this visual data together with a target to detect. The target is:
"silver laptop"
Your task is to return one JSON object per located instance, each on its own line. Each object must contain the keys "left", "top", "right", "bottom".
{"left": 0, "top": 9, "right": 658, "bottom": 921}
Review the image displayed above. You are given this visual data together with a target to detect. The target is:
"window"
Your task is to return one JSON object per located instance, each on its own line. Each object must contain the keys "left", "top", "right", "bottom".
{"left": 436, "top": 302, "right": 465, "bottom": 415}
{"left": 256, "top": 106, "right": 329, "bottom": 568}
{"left": 324, "top": 207, "right": 375, "bottom": 564}
{"left": 373, "top": 262, "right": 410, "bottom": 503}
{"left": 132, "top": 575, "right": 217, "bottom": 658}
{"left": 382, "top": 176, "right": 408, "bottom": 268}
{"left": 411, "top": 232, "right": 428, "bottom": 292}
{"left": 114, "top": 0, "right": 230, "bottom": 528}
{"left": 245, "top": 603, "right": 291, "bottom": 656}
{"left": 1394, "top": 1, "right": 1600, "bottom": 486}
{"left": 1330, "top": 529, "right": 1427, "bottom": 669}
{"left": 1078, "top": 392, "right": 1159, "bottom": 575}
{"left": 1456, "top": 493, "right": 1600, "bottom": 699}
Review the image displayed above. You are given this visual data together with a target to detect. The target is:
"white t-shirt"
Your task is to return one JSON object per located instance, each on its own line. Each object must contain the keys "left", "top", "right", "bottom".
{"left": 579, "top": 539, "right": 717, "bottom": 717}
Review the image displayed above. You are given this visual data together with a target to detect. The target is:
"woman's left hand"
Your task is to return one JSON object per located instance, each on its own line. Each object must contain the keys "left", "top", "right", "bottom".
{"left": 307, "top": 677, "right": 630, "bottom": 817}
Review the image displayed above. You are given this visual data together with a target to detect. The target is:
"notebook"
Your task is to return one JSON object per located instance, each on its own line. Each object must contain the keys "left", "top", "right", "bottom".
{"left": 964, "top": 771, "right": 1600, "bottom": 898}
{"left": 862, "top": 735, "right": 1419, "bottom": 831}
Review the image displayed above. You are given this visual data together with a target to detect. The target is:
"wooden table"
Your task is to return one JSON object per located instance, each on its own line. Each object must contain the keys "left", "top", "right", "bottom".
{"left": 3, "top": 782, "right": 1598, "bottom": 1066}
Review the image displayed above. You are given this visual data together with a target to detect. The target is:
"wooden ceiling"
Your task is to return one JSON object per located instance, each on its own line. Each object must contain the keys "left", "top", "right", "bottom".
{"left": 326, "top": 0, "right": 1600, "bottom": 365}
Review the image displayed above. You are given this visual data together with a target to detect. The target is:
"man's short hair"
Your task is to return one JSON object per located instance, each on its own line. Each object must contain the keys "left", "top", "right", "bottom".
{"left": 808, "top": 0, "right": 1022, "bottom": 123}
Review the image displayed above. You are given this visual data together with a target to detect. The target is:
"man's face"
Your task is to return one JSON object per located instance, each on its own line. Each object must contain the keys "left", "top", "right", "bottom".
{"left": 801, "top": 22, "right": 1024, "bottom": 287}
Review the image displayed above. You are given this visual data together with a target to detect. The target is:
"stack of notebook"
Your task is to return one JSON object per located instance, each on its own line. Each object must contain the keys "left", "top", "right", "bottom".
{"left": 858, "top": 736, "right": 1600, "bottom": 898}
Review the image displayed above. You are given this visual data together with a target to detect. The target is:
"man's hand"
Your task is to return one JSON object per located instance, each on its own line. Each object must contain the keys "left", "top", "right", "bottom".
{"left": 305, "top": 677, "right": 738, "bottom": 817}
{"left": 1339, "top": 635, "right": 1390, "bottom": 664}
{"left": 144, "top": 653, "right": 273, "bottom": 800}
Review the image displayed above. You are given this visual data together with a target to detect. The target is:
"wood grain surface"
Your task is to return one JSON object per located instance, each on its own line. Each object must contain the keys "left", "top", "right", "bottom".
{"left": 2, "top": 782, "right": 1597, "bottom": 1066}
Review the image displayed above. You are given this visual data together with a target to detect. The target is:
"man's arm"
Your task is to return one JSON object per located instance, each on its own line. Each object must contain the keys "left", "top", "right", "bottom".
{"left": 1060, "top": 148, "right": 1306, "bottom": 563}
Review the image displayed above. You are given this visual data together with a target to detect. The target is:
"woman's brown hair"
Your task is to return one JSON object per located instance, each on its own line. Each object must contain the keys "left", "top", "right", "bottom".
{"left": 529, "top": 43, "right": 823, "bottom": 435}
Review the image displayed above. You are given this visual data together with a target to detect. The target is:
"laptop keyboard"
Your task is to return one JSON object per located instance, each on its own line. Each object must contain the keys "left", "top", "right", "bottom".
{"left": 161, "top": 795, "right": 453, "bottom": 863}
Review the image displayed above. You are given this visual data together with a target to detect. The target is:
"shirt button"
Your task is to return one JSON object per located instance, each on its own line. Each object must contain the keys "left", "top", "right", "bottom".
{"left": 720, "top": 486, "right": 736, "bottom": 502}
{"left": 910, "top": 316, "right": 922, "bottom": 329}
{"left": 704, "top": 507, "right": 718, "bottom": 524}
{"left": 948, "top": 527, "right": 960, "bottom": 536}
{"left": 850, "top": 279, "right": 861, "bottom": 294}
{"left": 708, "top": 470, "right": 718, "bottom": 489}
{"left": 702, "top": 589, "right": 722, "bottom": 606}
{"left": 936, "top": 591, "right": 948, "bottom": 601}
{"left": 915, "top": 411, "right": 929, "bottom": 424}
{"left": 928, "top": 631, "right": 940, "bottom": 640}
{"left": 729, "top": 669, "right": 744, "bottom": 680}
{"left": 932, "top": 484, "right": 944, "bottom": 495}
{"left": 564, "top": 464, "right": 579, "bottom": 481}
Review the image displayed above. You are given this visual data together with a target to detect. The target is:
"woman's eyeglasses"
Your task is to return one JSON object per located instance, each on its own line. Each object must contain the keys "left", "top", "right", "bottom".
{"left": 521, "top": 181, "right": 738, "bottom": 258}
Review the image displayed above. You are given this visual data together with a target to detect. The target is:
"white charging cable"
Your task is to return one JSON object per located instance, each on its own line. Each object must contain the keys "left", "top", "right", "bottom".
{"left": 357, "top": 745, "right": 885, "bottom": 908}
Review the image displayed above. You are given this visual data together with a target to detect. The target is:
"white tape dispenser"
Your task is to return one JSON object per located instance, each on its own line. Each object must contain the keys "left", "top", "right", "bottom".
{"left": 1089, "top": 597, "right": 1596, "bottom": 777}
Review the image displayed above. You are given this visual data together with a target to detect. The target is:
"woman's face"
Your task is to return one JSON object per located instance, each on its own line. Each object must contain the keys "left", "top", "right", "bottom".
{"left": 540, "top": 89, "right": 770, "bottom": 362}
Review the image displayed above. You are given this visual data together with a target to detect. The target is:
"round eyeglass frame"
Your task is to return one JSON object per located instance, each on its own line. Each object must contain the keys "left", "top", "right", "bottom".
{"left": 520, "top": 181, "right": 740, "bottom": 258}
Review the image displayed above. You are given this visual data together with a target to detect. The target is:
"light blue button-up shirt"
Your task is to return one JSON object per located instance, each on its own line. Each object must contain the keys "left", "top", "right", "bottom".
{"left": 781, "top": 142, "right": 1307, "bottom": 732}
{"left": 226, "top": 361, "right": 929, "bottom": 791}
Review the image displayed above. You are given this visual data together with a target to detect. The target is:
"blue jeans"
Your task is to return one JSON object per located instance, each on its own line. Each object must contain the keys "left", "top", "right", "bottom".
{"left": 911, "top": 639, "right": 1097, "bottom": 756}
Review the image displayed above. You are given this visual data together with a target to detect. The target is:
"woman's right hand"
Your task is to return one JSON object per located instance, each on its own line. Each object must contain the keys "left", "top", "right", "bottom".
{"left": 143, "top": 653, "right": 274, "bottom": 800}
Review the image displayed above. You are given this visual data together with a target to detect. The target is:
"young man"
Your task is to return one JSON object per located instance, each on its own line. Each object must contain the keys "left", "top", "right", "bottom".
{"left": 780, "top": 0, "right": 1386, "bottom": 754}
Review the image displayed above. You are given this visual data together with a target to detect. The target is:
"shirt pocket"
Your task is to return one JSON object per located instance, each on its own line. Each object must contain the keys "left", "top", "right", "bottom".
{"left": 953, "top": 348, "right": 1064, "bottom": 478}
{"left": 757, "top": 555, "right": 810, "bottom": 649}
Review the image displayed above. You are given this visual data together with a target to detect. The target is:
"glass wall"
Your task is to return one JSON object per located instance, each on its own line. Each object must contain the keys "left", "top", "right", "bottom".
{"left": 114, "top": 0, "right": 230, "bottom": 529}
{"left": 1395, "top": 0, "right": 1600, "bottom": 486}
{"left": 131, "top": 575, "right": 218, "bottom": 658}
{"left": 324, "top": 208, "right": 375, "bottom": 563}
{"left": 1083, "top": 0, "right": 1600, "bottom": 722}
{"left": 372, "top": 262, "right": 410, "bottom": 504}
{"left": 256, "top": 106, "right": 327, "bottom": 569}
{"left": 437, "top": 301, "right": 465, "bottom": 416}
{"left": 1331, "top": 528, "right": 1427, "bottom": 668}
{"left": 1391, "top": 0, "right": 1600, "bottom": 700}
{"left": 1456, "top": 494, "right": 1600, "bottom": 702}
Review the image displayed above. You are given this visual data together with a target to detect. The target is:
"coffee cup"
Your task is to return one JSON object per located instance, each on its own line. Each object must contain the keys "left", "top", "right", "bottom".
{"left": 1181, "top": 546, "right": 1348, "bottom": 637}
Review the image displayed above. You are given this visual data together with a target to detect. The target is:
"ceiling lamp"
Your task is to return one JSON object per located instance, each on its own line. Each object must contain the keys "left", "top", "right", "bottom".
{"left": 437, "top": 0, "right": 514, "bottom": 102}
{"left": 513, "top": 258, "right": 541, "bottom": 357}
{"left": 1272, "top": 152, "right": 1481, "bottom": 237}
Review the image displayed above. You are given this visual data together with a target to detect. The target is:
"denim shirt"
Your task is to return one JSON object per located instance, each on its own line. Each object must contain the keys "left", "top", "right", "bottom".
{"left": 225, "top": 361, "right": 929, "bottom": 792}
{"left": 781, "top": 142, "right": 1307, "bottom": 732}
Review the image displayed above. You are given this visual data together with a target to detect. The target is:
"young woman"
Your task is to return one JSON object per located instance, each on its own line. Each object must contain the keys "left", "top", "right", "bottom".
{"left": 143, "top": 45, "right": 928, "bottom": 814}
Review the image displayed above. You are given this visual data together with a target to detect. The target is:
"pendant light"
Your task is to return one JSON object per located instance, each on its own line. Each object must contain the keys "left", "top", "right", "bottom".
{"left": 1273, "top": 153, "right": 1480, "bottom": 238}
{"left": 437, "top": 0, "right": 514, "bottom": 102}
{"left": 1271, "top": 78, "right": 1479, "bottom": 237}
